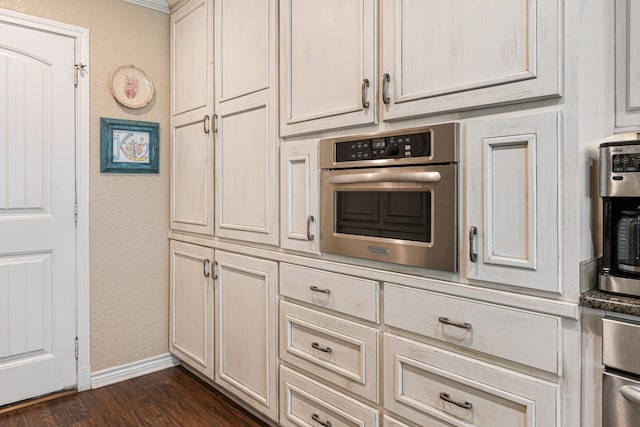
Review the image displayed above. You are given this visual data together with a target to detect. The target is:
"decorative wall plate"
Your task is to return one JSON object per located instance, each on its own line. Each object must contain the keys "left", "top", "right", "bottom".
{"left": 109, "top": 65, "right": 154, "bottom": 109}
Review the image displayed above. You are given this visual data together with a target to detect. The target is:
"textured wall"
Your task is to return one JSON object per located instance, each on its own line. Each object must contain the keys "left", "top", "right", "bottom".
{"left": 0, "top": 0, "right": 170, "bottom": 372}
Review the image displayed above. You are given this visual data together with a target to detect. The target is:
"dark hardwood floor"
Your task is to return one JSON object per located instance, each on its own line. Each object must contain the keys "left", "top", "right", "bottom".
{"left": 0, "top": 366, "right": 270, "bottom": 426}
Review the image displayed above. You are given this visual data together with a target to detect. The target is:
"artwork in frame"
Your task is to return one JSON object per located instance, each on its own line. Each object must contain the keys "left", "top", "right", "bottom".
{"left": 100, "top": 117, "right": 159, "bottom": 173}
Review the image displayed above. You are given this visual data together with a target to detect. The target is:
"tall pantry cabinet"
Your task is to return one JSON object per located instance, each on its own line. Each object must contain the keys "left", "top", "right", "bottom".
{"left": 169, "top": 0, "right": 279, "bottom": 421}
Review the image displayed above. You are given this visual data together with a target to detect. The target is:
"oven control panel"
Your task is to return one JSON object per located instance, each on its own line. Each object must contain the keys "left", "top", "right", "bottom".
{"left": 334, "top": 132, "right": 431, "bottom": 162}
{"left": 612, "top": 153, "right": 640, "bottom": 173}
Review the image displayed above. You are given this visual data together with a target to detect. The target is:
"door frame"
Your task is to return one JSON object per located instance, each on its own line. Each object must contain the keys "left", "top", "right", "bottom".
{"left": 0, "top": 9, "right": 91, "bottom": 392}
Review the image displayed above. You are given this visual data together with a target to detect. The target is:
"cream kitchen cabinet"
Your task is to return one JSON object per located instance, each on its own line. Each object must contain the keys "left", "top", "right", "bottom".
{"left": 279, "top": 0, "right": 377, "bottom": 137}
{"left": 464, "top": 111, "right": 561, "bottom": 294}
{"left": 169, "top": 240, "right": 214, "bottom": 379}
{"left": 170, "top": 0, "right": 214, "bottom": 236}
{"left": 615, "top": 0, "right": 640, "bottom": 131}
{"left": 381, "top": 0, "right": 560, "bottom": 121}
{"left": 280, "top": 140, "right": 319, "bottom": 255}
{"left": 213, "top": 0, "right": 278, "bottom": 245}
{"left": 383, "top": 333, "right": 558, "bottom": 427}
{"left": 213, "top": 251, "right": 278, "bottom": 420}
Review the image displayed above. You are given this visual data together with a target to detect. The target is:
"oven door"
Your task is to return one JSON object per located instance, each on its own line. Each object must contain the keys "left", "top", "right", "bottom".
{"left": 320, "top": 164, "right": 457, "bottom": 271}
{"left": 603, "top": 371, "right": 640, "bottom": 427}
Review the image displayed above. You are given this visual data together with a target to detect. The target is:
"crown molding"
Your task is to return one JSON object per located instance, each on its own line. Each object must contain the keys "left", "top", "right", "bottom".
{"left": 123, "top": 0, "right": 170, "bottom": 14}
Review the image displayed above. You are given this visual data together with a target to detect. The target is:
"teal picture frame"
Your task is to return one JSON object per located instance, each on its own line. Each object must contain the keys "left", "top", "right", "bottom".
{"left": 100, "top": 117, "right": 159, "bottom": 173}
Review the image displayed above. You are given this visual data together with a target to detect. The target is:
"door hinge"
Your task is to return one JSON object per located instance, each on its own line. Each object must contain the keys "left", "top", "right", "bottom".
{"left": 75, "top": 337, "right": 79, "bottom": 360}
{"left": 74, "top": 63, "right": 87, "bottom": 88}
{"left": 74, "top": 202, "right": 78, "bottom": 224}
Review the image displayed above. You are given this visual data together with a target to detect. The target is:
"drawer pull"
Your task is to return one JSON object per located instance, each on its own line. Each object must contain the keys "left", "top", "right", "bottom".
{"left": 310, "top": 285, "right": 331, "bottom": 295}
{"left": 439, "top": 392, "right": 473, "bottom": 410}
{"left": 311, "top": 413, "right": 332, "bottom": 427}
{"left": 311, "top": 342, "right": 332, "bottom": 353}
{"left": 438, "top": 316, "right": 472, "bottom": 330}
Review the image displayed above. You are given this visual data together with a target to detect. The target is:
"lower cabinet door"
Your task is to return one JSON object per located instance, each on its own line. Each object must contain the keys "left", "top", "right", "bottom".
{"left": 169, "top": 240, "right": 214, "bottom": 378}
{"left": 384, "top": 333, "right": 558, "bottom": 427}
{"left": 214, "top": 251, "right": 278, "bottom": 420}
{"left": 279, "top": 366, "right": 379, "bottom": 427}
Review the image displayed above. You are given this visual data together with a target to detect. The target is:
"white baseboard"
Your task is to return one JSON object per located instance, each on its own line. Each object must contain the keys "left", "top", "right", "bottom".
{"left": 91, "top": 353, "right": 180, "bottom": 389}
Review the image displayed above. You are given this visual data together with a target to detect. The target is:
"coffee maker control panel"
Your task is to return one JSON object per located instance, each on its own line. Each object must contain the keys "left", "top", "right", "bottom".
{"left": 612, "top": 153, "right": 640, "bottom": 173}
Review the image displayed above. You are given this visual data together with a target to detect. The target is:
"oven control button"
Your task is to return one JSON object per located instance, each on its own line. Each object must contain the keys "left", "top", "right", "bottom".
{"left": 388, "top": 143, "right": 400, "bottom": 156}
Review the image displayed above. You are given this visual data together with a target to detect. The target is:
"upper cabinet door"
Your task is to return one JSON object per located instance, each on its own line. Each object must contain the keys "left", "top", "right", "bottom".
{"left": 381, "top": 0, "right": 561, "bottom": 121}
{"left": 170, "top": 0, "right": 214, "bottom": 236}
{"left": 616, "top": 0, "right": 640, "bottom": 131}
{"left": 214, "top": 0, "right": 279, "bottom": 246}
{"left": 280, "top": 0, "right": 377, "bottom": 137}
{"left": 171, "top": 0, "right": 213, "bottom": 118}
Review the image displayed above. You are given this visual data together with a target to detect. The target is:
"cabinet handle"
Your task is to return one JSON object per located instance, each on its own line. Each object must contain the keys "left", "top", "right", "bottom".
{"left": 438, "top": 316, "right": 472, "bottom": 330}
{"left": 203, "top": 115, "right": 210, "bottom": 134}
{"left": 203, "top": 259, "right": 210, "bottom": 278}
{"left": 361, "top": 78, "right": 370, "bottom": 109}
{"left": 439, "top": 392, "right": 473, "bottom": 410}
{"left": 311, "top": 413, "right": 332, "bottom": 427}
{"left": 311, "top": 342, "right": 333, "bottom": 353}
{"left": 212, "top": 114, "right": 218, "bottom": 134}
{"left": 310, "top": 285, "right": 331, "bottom": 295}
{"left": 382, "top": 73, "right": 391, "bottom": 105}
{"left": 306, "top": 215, "right": 315, "bottom": 241}
{"left": 469, "top": 226, "right": 478, "bottom": 263}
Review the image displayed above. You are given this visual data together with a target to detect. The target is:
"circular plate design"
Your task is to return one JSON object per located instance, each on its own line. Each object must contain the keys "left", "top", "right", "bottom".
{"left": 109, "top": 65, "right": 154, "bottom": 109}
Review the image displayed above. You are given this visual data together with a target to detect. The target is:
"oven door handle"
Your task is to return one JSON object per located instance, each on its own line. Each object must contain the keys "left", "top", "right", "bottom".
{"left": 621, "top": 385, "right": 640, "bottom": 406}
{"left": 327, "top": 171, "right": 442, "bottom": 184}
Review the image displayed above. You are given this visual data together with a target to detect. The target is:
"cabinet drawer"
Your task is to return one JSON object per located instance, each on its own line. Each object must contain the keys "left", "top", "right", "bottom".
{"left": 280, "top": 263, "right": 379, "bottom": 322}
{"left": 384, "top": 283, "right": 560, "bottom": 374}
{"left": 279, "top": 366, "right": 379, "bottom": 427}
{"left": 384, "top": 333, "right": 558, "bottom": 427}
{"left": 280, "top": 301, "right": 379, "bottom": 403}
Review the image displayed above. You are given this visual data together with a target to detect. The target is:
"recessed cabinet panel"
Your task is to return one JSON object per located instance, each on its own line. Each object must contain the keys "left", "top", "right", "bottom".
{"left": 215, "top": 251, "right": 278, "bottom": 420}
{"left": 171, "top": 0, "right": 212, "bottom": 116}
{"left": 615, "top": 0, "right": 640, "bottom": 130}
{"left": 215, "top": 102, "right": 277, "bottom": 245}
{"left": 216, "top": 0, "right": 270, "bottom": 101}
{"left": 280, "top": 0, "right": 377, "bottom": 136}
{"left": 280, "top": 140, "right": 319, "bottom": 254}
{"left": 170, "top": 117, "right": 214, "bottom": 235}
{"left": 465, "top": 111, "right": 560, "bottom": 293}
{"left": 381, "top": 0, "right": 560, "bottom": 120}
{"left": 169, "top": 241, "right": 214, "bottom": 379}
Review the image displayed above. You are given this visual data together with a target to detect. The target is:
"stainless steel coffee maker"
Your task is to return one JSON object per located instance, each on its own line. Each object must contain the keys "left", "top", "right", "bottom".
{"left": 600, "top": 141, "right": 640, "bottom": 297}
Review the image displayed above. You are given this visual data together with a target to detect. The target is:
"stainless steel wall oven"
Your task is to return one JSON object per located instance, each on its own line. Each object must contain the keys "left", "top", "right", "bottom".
{"left": 319, "top": 124, "right": 459, "bottom": 271}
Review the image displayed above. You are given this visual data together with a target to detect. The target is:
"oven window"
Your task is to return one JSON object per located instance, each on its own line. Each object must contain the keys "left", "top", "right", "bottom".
{"left": 335, "top": 191, "right": 431, "bottom": 242}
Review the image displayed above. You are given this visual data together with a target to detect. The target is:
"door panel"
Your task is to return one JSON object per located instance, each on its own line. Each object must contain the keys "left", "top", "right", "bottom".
{"left": 0, "top": 20, "right": 77, "bottom": 405}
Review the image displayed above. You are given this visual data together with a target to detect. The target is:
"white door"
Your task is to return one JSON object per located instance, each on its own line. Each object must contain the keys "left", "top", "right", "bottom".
{"left": 0, "top": 20, "right": 77, "bottom": 405}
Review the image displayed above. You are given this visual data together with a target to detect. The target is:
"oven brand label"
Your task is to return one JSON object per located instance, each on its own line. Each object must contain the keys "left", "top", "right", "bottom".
{"left": 368, "top": 246, "right": 390, "bottom": 255}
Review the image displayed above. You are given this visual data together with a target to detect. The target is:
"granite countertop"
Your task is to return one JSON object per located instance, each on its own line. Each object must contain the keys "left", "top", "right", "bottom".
{"left": 580, "top": 288, "right": 640, "bottom": 316}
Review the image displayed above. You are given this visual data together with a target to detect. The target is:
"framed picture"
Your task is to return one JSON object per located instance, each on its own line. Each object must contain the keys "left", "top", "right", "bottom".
{"left": 100, "top": 117, "right": 159, "bottom": 173}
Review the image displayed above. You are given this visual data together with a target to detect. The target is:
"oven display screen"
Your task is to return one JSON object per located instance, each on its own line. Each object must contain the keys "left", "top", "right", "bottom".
{"left": 335, "top": 191, "right": 431, "bottom": 243}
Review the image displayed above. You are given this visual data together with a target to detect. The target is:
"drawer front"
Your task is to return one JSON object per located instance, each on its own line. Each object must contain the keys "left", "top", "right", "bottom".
{"left": 384, "top": 283, "right": 560, "bottom": 373}
{"left": 384, "top": 333, "right": 558, "bottom": 427}
{"left": 602, "top": 317, "right": 640, "bottom": 374}
{"left": 279, "top": 366, "right": 379, "bottom": 427}
{"left": 280, "top": 263, "right": 379, "bottom": 322}
{"left": 280, "top": 301, "right": 379, "bottom": 403}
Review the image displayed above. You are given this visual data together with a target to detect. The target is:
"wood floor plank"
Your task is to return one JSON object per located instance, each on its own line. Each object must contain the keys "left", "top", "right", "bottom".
{"left": 0, "top": 367, "right": 270, "bottom": 427}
